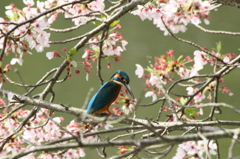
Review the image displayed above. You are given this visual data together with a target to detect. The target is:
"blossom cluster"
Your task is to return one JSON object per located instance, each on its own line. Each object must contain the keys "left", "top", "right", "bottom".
{"left": 131, "top": 0, "right": 216, "bottom": 35}
{"left": 1, "top": 1, "right": 51, "bottom": 66}
{"left": 0, "top": 0, "right": 129, "bottom": 83}
{"left": 82, "top": 24, "right": 128, "bottom": 74}
{"left": 0, "top": 0, "right": 106, "bottom": 62}
{"left": 0, "top": 103, "right": 113, "bottom": 158}
{"left": 1, "top": 0, "right": 106, "bottom": 67}
{"left": 173, "top": 140, "right": 217, "bottom": 159}
{"left": 135, "top": 49, "right": 234, "bottom": 117}
{"left": 59, "top": 0, "right": 105, "bottom": 25}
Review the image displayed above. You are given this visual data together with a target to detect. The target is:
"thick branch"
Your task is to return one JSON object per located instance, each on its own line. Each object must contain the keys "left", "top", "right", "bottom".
{"left": 4, "top": 128, "right": 240, "bottom": 159}
{"left": 215, "top": 0, "right": 240, "bottom": 8}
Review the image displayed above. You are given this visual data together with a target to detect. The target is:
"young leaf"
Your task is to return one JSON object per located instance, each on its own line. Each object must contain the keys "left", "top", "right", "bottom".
{"left": 92, "top": 21, "right": 102, "bottom": 26}
{"left": 180, "top": 97, "right": 187, "bottom": 105}
{"left": 67, "top": 48, "right": 77, "bottom": 61}
{"left": 110, "top": 20, "right": 120, "bottom": 28}
{"left": 177, "top": 55, "right": 183, "bottom": 62}
{"left": 216, "top": 41, "right": 222, "bottom": 53}
{"left": 185, "top": 108, "right": 197, "bottom": 117}
{"left": 146, "top": 66, "right": 154, "bottom": 73}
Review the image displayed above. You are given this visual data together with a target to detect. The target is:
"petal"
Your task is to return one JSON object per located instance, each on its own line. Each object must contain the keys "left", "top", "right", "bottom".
{"left": 145, "top": 91, "right": 153, "bottom": 98}
{"left": 18, "top": 59, "right": 23, "bottom": 66}
{"left": 121, "top": 40, "right": 128, "bottom": 50}
{"left": 70, "top": 60, "right": 77, "bottom": 67}
{"left": 152, "top": 93, "right": 157, "bottom": 101}
{"left": 82, "top": 51, "right": 88, "bottom": 58}
{"left": 46, "top": 52, "right": 54, "bottom": 60}
{"left": 223, "top": 56, "right": 230, "bottom": 63}
{"left": 79, "top": 148, "right": 86, "bottom": 157}
{"left": 191, "top": 16, "right": 201, "bottom": 25}
{"left": 149, "top": 75, "right": 158, "bottom": 86}
{"left": 135, "top": 64, "right": 144, "bottom": 78}
{"left": 186, "top": 87, "right": 194, "bottom": 95}
{"left": 10, "top": 58, "right": 17, "bottom": 65}
{"left": 86, "top": 73, "right": 89, "bottom": 81}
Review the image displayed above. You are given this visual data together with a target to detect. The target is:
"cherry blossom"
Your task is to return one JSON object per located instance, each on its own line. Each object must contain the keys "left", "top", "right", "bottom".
{"left": 82, "top": 26, "right": 128, "bottom": 73}
{"left": 10, "top": 57, "right": 23, "bottom": 66}
{"left": 102, "top": 33, "right": 127, "bottom": 56}
{"left": 173, "top": 140, "right": 217, "bottom": 159}
{"left": 149, "top": 74, "right": 161, "bottom": 88}
{"left": 207, "top": 140, "right": 218, "bottom": 155}
{"left": 0, "top": 106, "right": 90, "bottom": 158}
{"left": 121, "top": 99, "right": 136, "bottom": 115}
{"left": 122, "top": 103, "right": 135, "bottom": 115}
{"left": 62, "top": 148, "right": 86, "bottom": 158}
{"left": 88, "top": 0, "right": 105, "bottom": 11}
{"left": 0, "top": 1, "right": 53, "bottom": 65}
{"left": 132, "top": 0, "right": 215, "bottom": 35}
{"left": 0, "top": 0, "right": 236, "bottom": 158}
{"left": 193, "top": 50, "right": 208, "bottom": 71}
{"left": 59, "top": 0, "right": 105, "bottom": 25}
{"left": 179, "top": 67, "right": 199, "bottom": 78}
{"left": 186, "top": 87, "right": 206, "bottom": 103}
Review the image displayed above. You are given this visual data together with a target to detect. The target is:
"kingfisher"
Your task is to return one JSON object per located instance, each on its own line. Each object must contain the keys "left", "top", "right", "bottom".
{"left": 86, "top": 70, "right": 134, "bottom": 116}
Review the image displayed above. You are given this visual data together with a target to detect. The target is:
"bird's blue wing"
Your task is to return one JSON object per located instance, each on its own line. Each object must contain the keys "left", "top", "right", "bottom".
{"left": 86, "top": 82, "right": 120, "bottom": 114}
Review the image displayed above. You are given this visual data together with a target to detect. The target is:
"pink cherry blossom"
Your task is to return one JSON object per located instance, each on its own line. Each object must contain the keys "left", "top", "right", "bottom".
{"left": 172, "top": 146, "right": 186, "bottom": 159}
{"left": 36, "top": 1, "right": 46, "bottom": 13}
{"left": 208, "top": 140, "right": 217, "bottom": 155}
{"left": 23, "top": 0, "right": 35, "bottom": 7}
{"left": 179, "top": 67, "right": 200, "bottom": 78}
{"left": 193, "top": 50, "right": 208, "bottom": 71}
{"left": 149, "top": 74, "right": 161, "bottom": 88}
{"left": 122, "top": 104, "right": 134, "bottom": 115}
{"left": 181, "top": 141, "right": 199, "bottom": 155}
{"left": 88, "top": 0, "right": 105, "bottom": 11}
{"left": 1, "top": 1, "right": 52, "bottom": 65}
{"left": 173, "top": 140, "right": 217, "bottom": 158}
{"left": 32, "top": 17, "right": 49, "bottom": 32}
{"left": 131, "top": 0, "right": 215, "bottom": 35}
{"left": 186, "top": 87, "right": 206, "bottom": 103}
{"left": 131, "top": 5, "right": 151, "bottom": 21}
{"left": 35, "top": 31, "right": 50, "bottom": 52}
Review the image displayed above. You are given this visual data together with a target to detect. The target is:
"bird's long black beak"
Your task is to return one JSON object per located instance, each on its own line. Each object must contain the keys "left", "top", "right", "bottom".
{"left": 123, "top": 83, "right": 135, "bottom": 99}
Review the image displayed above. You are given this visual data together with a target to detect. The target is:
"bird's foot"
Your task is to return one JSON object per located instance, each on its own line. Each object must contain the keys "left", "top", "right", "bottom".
{"left": 107, "top": 110, "right": 113, "bottom": 116}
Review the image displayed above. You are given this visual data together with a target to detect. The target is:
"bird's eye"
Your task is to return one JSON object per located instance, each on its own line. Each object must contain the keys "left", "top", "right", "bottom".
{"left": 121, "top": 76, "right": 127, "bottom": 83}
{"left": 122, "top": 78, "right": 127, "bottom": 83}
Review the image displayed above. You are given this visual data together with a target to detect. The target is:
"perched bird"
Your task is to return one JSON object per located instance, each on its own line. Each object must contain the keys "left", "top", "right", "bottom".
{"left": 86, "top": 70, "right": 134, "bottom": 116}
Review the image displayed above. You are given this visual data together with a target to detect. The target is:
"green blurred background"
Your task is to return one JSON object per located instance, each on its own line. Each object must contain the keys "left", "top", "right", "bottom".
{"left": 1, "top": 0, "right": 240, "bottom": 158}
